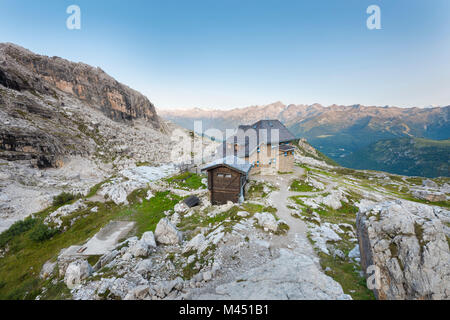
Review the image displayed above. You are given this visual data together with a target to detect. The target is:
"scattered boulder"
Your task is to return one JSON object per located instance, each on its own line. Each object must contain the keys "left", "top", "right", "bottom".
{"left": 183, "top": 233, "right": 208, "bottom": 254}
{"left": 134, "top": 259, "right": 153, "bottom": 276}
{"left": 40, "top": 261, "right": 56, "bottom": 279}
{"left": 412, "top": 190, "right": 446, "bottom": 202}
{"left": 357, "top": 200, "right": 450, "bottom": 300}
{"left": 254, "top": 212, "right": 278, "bottom": 232}
{"left": 134, "top": 285, "right": 150, "bottom": 299}
{"left": 154, "top": 277, "right": 184, "bottom": 298}
{"left": 203, "top": 271, "right": 212, "bottom": 282}
{"left": 321, "top": 191, "right": 345, "bottom": 210}
{"left": 422, "top": 179, "right": 438, "bottom": 189}
{"left": 141, "top": 231, "right": 157, "bottom": 248}
{"left": 308, "top": 223, "right": 342, "bottom": 255}
{"left": 64, "top": 260, "right": 93, "bottom": 289}
{"left": 128, "top": 242, "right": 150, "bottom": 258}
{"left": 237, "top": 211, "right": 249, "bottom": 218}
{"left": 93, "top": 250, "right": 119, "bottom": 271}
{"left": 174, "top": 202, "right": 189, "bottom": 214}
{"left": 155, "top": 218, "right": 182, "bottom": 245}
{"left": 44, "top": 199, "right": 86, "bottom": 228}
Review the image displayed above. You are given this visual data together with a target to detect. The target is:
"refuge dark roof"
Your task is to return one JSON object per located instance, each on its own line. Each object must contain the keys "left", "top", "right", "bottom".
{"left": 224, "top": 120, "right": 296, "bottom": 157}
{"left": 227, "top": 120, "right": 295, "bottom": 146}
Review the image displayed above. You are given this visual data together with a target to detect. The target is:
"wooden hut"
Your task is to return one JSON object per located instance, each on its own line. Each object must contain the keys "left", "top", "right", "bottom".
{"left": 201, "top": 156, "right": 252, "bottom": 205}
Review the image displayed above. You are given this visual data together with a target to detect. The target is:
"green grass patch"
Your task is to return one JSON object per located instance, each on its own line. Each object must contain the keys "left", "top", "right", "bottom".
{"left": 247, "top": 182, "right": 276, "bottom": 199}
{"left": 318, "top": 250, "right": 375, "bottom": 300}
{"left": 119, "top": 190, "right": 182, "bottom": 236}
{"left": 0, "top": 217, "right": 37, "bottom": 248}
{"left": 290, "top": 179, "right": 316, "bottom": 192}
{"left": 166, "top": 172, "right": 206, "bottom": 190}
{"left": 28, "top": 223, "right": 58, "bottom": 243}
{"left": 135, "top": 161, "right": 151, "bottom": 167}
{"left": 52, "top": 192, "right": 79, "bottom": 207}
{"left": 85, "top": 177, "right": 115, "bottom": 198}
{"left": 277, "top": 171, "right": 293, "bottom": 175}
{"left": 0, "top": 188, "right": 182, "bottom": 299}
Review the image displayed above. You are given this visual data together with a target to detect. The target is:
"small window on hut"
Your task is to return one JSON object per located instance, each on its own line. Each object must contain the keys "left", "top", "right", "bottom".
{"left": 217, "top": 173, "right": 224, "bottom": 178}
{"left": 225, "top": 174, "right": 232, "bottom": 178}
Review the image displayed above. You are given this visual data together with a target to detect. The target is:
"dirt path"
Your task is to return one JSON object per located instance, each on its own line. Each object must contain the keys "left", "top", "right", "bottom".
{"left": 192, "top": 166, "right": 352, "bottom": 299}
{"left": 255, "top": 166, "right": 331, "bottom": 250}
{"left": 253, "top": 166, "right": 307, "bottom": 250}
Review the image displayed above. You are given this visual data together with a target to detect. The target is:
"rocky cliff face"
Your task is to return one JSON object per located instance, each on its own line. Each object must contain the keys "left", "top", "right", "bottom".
{"left": 357, "top": 200, "right": 450, "bottom": 300}
{"left": 0, "top": 90, "right": 93, "bottom": 168}
{"left": 0, "top": 43, "right": 166, "bottom": 168}
{"left": 0, "top": 43, "right": 160, "bottom": 126}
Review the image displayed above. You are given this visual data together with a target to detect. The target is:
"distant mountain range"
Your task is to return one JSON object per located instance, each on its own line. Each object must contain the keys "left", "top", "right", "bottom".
{"left": 159, "top": 102, "right": 450, "bottom": 177}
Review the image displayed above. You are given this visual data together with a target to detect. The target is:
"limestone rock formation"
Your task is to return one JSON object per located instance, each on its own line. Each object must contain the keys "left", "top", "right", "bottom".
{"left": 0, "top": 43, "right": 166, "bottom": 169}
{"left": 154, "top": 218, "right": 182, "bottom": 245}
{"left": 356, "top": 200, "right": 450, "bottom": 300}
{"left": 0, "top": 43, "right": 160, "bottom": 126}
{"left": 64, "top": 260, "right": 93, "bottom": 289}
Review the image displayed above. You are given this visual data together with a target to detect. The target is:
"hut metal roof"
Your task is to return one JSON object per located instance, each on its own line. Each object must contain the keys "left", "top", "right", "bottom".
{"left": 201, "top": 156, "right": 252, "bottom": 175}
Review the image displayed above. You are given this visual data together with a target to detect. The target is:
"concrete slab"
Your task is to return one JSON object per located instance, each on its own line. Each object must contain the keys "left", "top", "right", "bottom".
{"left": 82, "top": 221, "right": 135, "bottom": 255}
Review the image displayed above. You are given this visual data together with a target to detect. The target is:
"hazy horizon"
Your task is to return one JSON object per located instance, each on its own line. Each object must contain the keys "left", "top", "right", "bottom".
{"left": 155, "top": 101, "right": 449, "bottom": 112}
{"left": 1, "top": 0, "right": 449, "bottom": 110}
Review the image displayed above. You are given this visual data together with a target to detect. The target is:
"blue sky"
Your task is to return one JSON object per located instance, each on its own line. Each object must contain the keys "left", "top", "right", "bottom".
{"left": 1, "top": 0, "right": 449, "bottom": 109}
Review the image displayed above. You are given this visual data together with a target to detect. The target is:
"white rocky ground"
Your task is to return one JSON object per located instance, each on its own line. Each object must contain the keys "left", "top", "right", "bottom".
{"left": 2, "top": 134, "right": 449, "bottom": 300}
{"left": 0, "top": 157, "right": 108, "bottom": 232}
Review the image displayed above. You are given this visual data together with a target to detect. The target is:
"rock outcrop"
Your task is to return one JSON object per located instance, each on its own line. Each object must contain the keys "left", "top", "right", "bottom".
{"left": 0, "top": 43, "right": 167, "bottom": 169}
{"left": 154, "top": 218, "right": 182, "bottom": 245}
{"left": 196, "top": 248, "right": 352, "bottom": 300}
{"left": 356, "top": 200, "right": 450, "bottom": 300}
{"left": 0, "top": 43, "right": 160, "bottom": 126}
{"left": 64, "top": 260, "right": 93, "bottom": 289}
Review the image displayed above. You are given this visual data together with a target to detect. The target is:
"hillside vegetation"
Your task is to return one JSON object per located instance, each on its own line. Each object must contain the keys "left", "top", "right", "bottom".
{"left": 339, "top": 138, "right": 450, "bottom": 178}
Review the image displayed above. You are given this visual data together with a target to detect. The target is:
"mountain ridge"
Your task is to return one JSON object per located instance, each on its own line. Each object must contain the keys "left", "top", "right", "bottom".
{"left": 0, "top": 42, "right": 161, "bottom": 127}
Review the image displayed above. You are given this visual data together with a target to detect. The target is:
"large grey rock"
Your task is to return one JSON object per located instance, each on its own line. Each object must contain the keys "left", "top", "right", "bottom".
{"left": 154, "top": 218, "right": 182, "bottom": 245}
{"left": 412, "top": 190, "right": 446, "bottom": 202}
{"left": 141, "top": 231, "right": 157, "bottom": 248}
{"left": 183, "top": 233, "right": 207, "bottom": 254}
{"left": 124, "top": 285, "right": 150, "bottom": 300}
{"left": 128, "top": 231, "right": 157, "bottom": 258}
{"left": 134, "top": 259, "right": 153, "bottom": 276}
{"left": 64, "top": 260, "right": 93, "bottom": 289}
{"left": 194, "top": 248, "right": 351, "bottom": 300}
{"left": 254, "top": 212, "right": 278, "bottom": 232}
{"left": 40, "top": 260, "right": 56, "bottom": 279}
{"left": 93, "top": 250, "right": 119, "bottom": 271}
{"left": 357, "top": 200, "right": 450, "bottom": 300}
{"left": 422, "top": 179, "right": 438, "bottom": 188}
